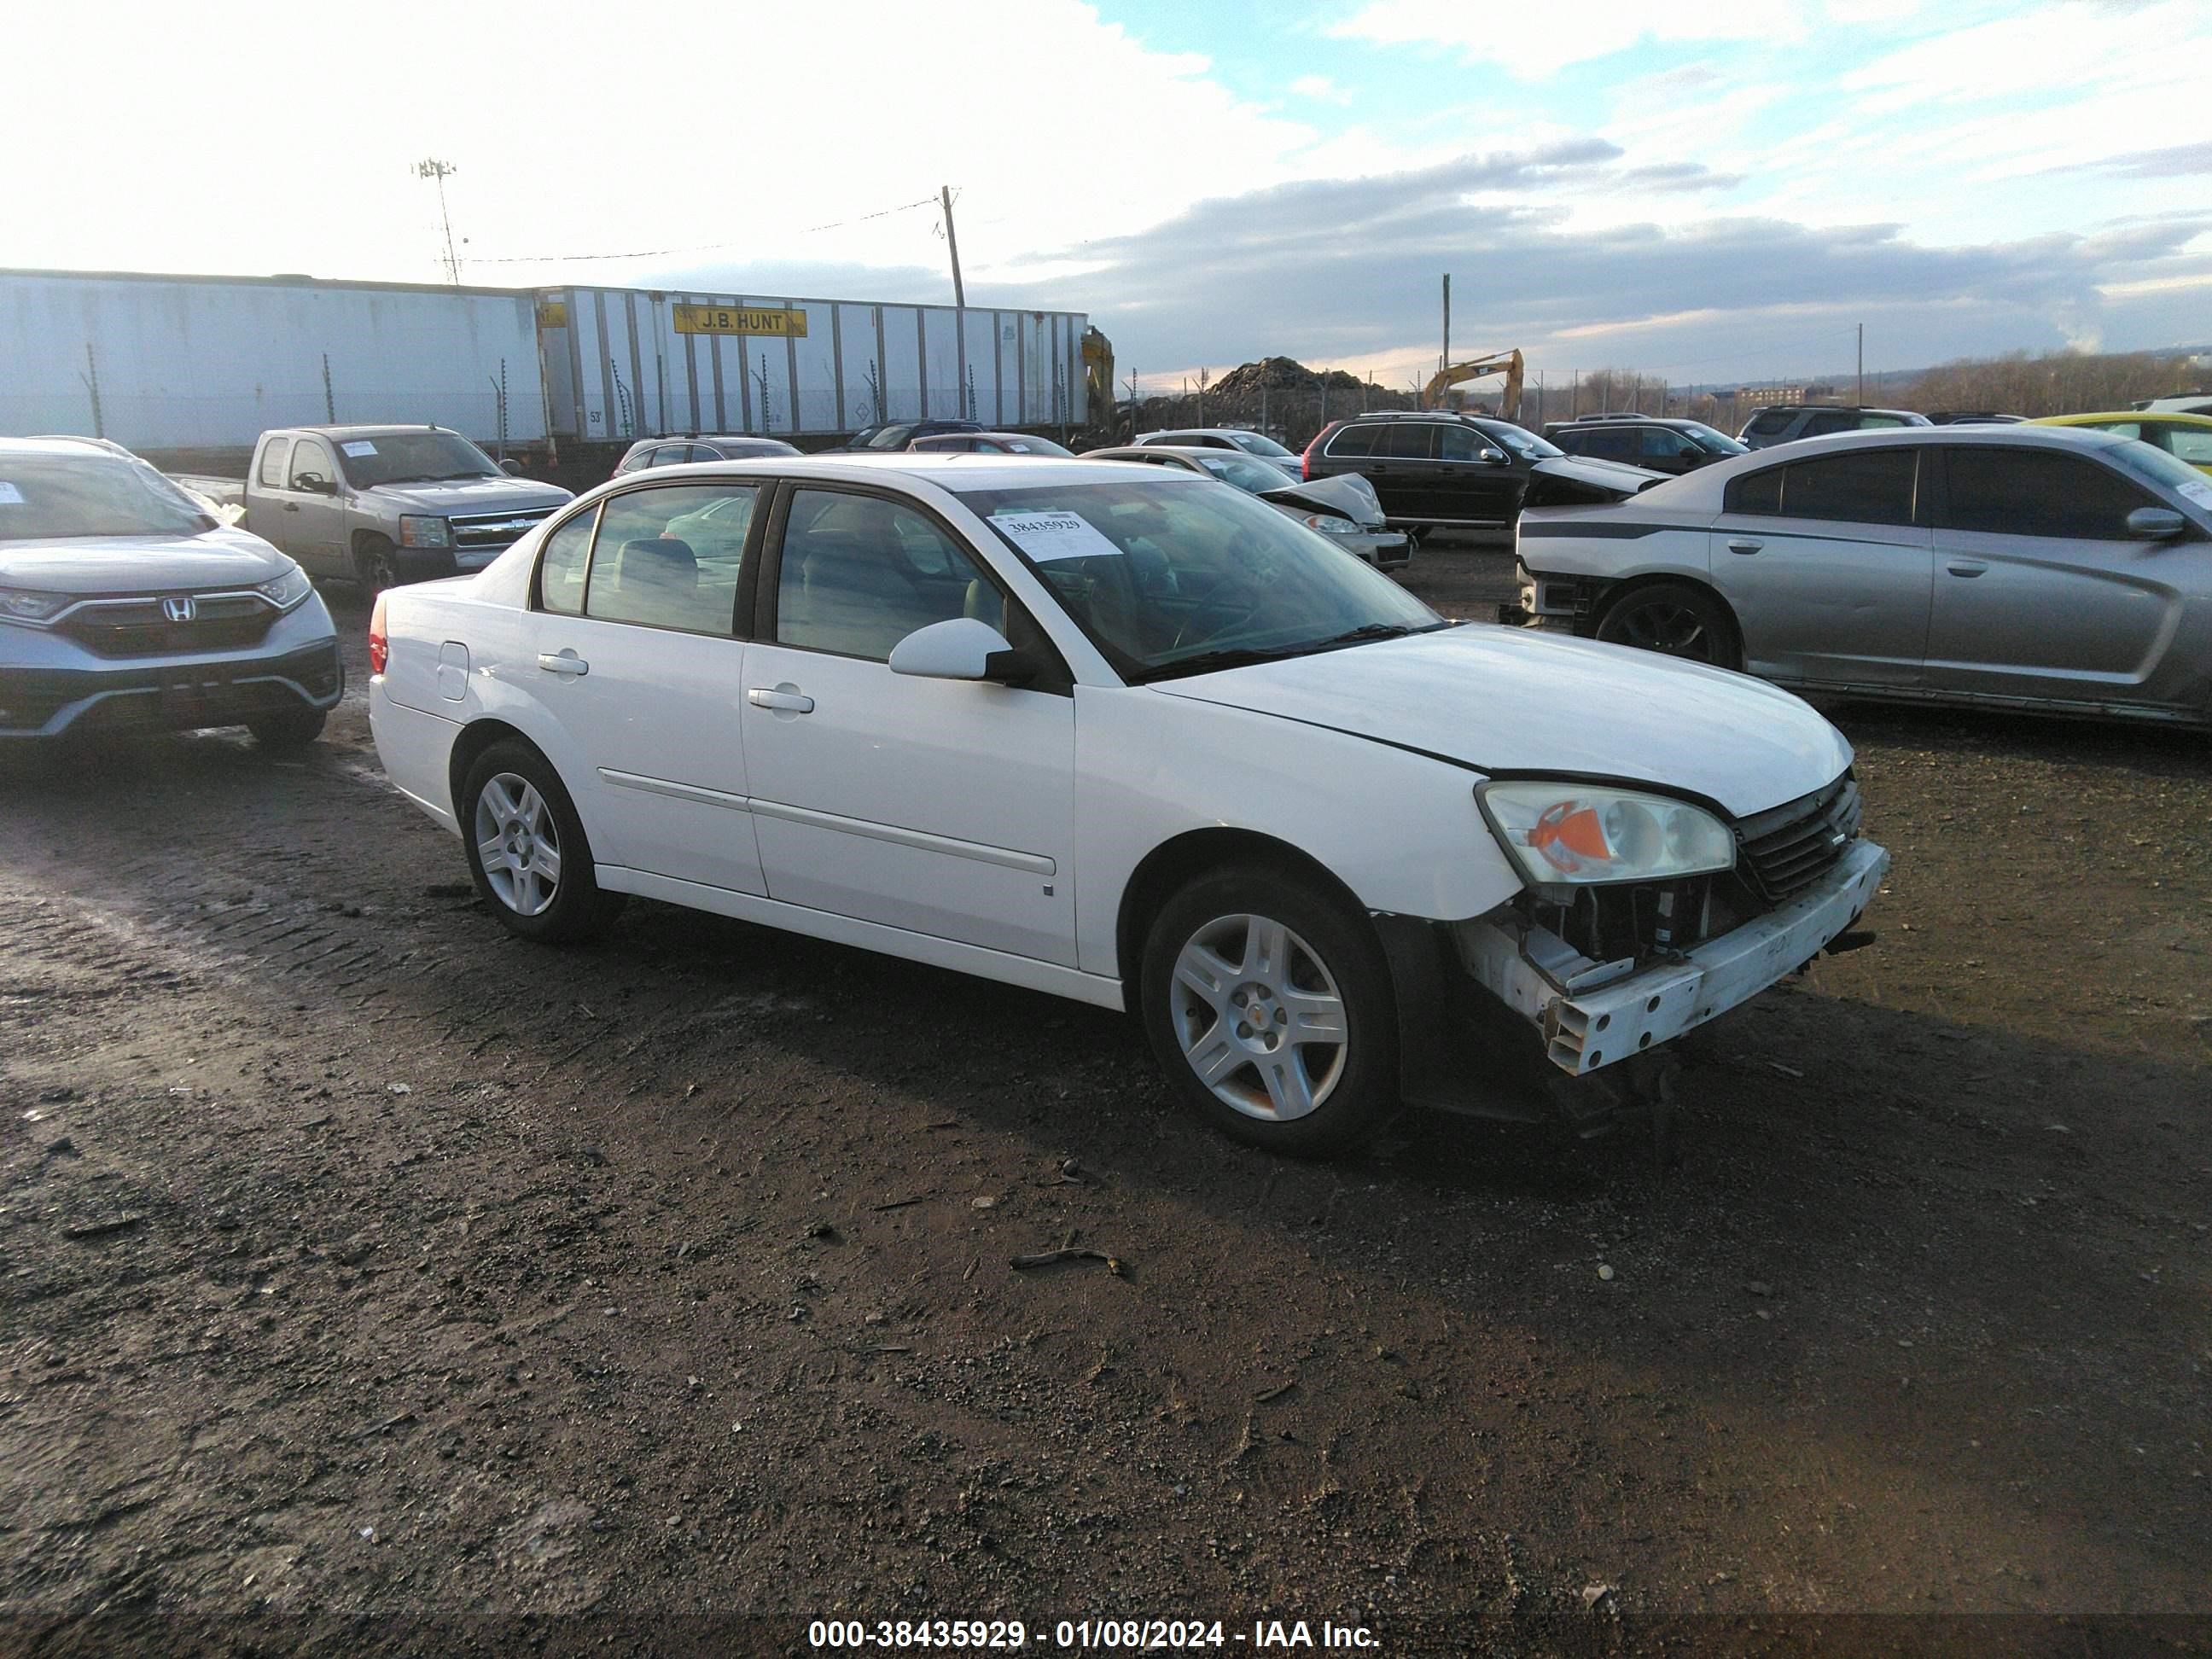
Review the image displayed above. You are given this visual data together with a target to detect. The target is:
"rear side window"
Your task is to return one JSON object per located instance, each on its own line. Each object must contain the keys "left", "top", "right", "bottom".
{"left": 1778, "top": 449, "right": 1918, "bottom": 525}
{"left": 1943, "top": 449, "right": 2152, "bottom": 540}
{"left": 1377, "top": 424, "right": 1435, "bottom": 459}
{"left": 1802, "top": 411, "right": 1854, "bottom": 437}
{"left": 2165, "top": 426, "right": 2212, "bottom": 465}
{"left": 1744, "top": 410, "right": 1792, "bottom": 437}
{"left": 537, "top": 508, "right": 597, "bottom": 614}
{"left": 258, "top": 438, "right": 294, "bottom": 486}
{"left": 1324, "top": 423, "right": 1377, "bottom": 457}
{"left": 1579, "top": 429, "right": 1638, "bottom": 461}
{"left": 1726, "top": 468, "right": 1784, "bottom": 515}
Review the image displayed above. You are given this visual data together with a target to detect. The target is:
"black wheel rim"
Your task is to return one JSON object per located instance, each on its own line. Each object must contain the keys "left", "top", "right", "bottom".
{"left": 1614, "top": 602, "right": 1714, "bottom": 661}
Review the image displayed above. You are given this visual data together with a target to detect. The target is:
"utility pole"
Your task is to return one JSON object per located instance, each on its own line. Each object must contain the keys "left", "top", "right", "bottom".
{"left": 941, "top": 185, "right": 966, "bottom": 423}
{"left": 1856, "top": 323, "right": 1865, "bottom": 405}
{"left": 416, "top": 158, "right": 462, "bottom": 285}
{"left": 1441, "top": 274, "right": 1451, "bottom": 375}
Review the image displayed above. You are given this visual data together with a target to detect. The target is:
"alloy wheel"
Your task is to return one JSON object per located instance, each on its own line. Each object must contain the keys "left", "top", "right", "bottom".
{"left": 474, "top": 772, "right": 562, "bottom": 917}
{"left": 1614, "top": 600, "right": 1714, "bottom": 660}
{"left": 1168, "top": 912, "right": 1348, "bottom": 1122}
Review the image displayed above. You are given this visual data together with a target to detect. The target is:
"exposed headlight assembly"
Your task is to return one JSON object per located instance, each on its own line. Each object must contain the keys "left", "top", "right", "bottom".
{"left": 254, "top": 564, "right": 312, "bottom": 610}
{"left": 0, "top": 586, "right": 71, "bottom": 626}
{"left": 398, "top": 515, "right": 451, "bottom": 549}
{"left": 1479, "top": 780, "right": 1736, "bottom": 886}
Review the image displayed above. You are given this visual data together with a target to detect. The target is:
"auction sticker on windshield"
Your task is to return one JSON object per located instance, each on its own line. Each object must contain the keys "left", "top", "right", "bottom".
{"left": 341, "top": 441, "right": 379, "bottom": 457}
{"left": 2180, "top": 480, "right": 2212, "bottom": 508}
{"left": 991, "top": 509, "right": 1123, "bottom": 563}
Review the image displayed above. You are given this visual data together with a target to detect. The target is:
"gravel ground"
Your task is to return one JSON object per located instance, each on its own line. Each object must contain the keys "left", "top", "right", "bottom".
{"left": 3, "top": 549, "right": 2209, "bottom": 1656}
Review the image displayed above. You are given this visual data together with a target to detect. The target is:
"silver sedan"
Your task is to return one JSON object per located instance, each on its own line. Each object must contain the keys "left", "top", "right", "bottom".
{"left": 1507, "top": 425, "right": 2212, "bottom": 726}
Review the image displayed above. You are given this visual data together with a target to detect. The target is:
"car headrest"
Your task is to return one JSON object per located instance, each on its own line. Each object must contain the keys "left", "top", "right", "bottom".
{"left": 615, "top": 536, "right": 698, "bottom": 587}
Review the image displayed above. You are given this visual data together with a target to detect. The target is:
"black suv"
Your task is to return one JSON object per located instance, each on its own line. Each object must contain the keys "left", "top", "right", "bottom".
{"left": 1543, "top": 414, "right": 1747, "bottom": 474}
{"left": 1737, "top": 405, "right": 1932, "bottom": 449}
{"left": 1301, "top": 411, "right": 1662, "bottom": 534}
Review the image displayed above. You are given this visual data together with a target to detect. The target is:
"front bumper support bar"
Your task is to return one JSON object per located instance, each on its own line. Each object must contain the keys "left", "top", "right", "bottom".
{"left": 1455, "top": 839, "right": 1890, "bottom": 1077}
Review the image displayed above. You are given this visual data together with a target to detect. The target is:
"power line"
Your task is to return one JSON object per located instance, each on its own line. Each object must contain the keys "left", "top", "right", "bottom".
{"left": 470, "top": 195, "right": 940, "bottom": 267}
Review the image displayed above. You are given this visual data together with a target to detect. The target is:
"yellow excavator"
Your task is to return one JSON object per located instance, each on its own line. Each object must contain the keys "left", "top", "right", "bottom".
{"left": 1422, "top": 350, "right": 1523, "bottom": 421}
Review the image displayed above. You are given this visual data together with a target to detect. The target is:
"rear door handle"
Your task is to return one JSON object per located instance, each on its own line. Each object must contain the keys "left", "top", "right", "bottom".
{"left": 536, "top": 650, "right": 589, "bottom": 677}
{"left": 748, "top": 686, "right": 814, "bottom": 713}
{"left": 1947, "top": 560, "right": 1988, "bottom": 578}
{"left": 1726, "top": 538, "right": 1762, "bottom": 555}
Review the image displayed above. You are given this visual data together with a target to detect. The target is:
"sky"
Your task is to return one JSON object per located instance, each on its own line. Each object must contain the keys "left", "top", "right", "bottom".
{"left": 8, "top": 0, "right": 2209, "bottom": 393}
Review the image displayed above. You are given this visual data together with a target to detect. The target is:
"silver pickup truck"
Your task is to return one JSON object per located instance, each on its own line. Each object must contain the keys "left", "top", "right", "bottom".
{"left": 241, "top": 425, "right": 573, "bottom": 591}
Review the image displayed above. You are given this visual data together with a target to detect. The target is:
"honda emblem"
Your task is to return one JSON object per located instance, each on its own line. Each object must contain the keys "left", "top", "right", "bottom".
{"left": 161, "top": 596, "right": 197, "bottom": 623}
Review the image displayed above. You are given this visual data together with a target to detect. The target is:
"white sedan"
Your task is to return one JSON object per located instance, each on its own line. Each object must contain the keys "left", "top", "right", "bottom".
{"left": 369, "top": 455, "right": 1889, "bottom": 1154}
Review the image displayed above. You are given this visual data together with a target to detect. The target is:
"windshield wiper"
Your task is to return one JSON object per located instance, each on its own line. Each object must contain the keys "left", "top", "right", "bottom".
{"left": 429, "top": 471, "right": 497, "bottom": 481}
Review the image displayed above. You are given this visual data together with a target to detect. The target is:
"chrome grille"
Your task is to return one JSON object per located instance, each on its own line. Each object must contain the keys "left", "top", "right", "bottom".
{"left": 1736, "top": 773, "right": 1861, "bottom": 901}
{"left": 450, "top": 508, "right": 556, "bottom": 553}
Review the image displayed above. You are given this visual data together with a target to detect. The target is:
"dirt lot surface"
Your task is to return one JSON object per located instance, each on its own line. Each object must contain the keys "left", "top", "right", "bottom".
{"left": 4, "top": 552, "right": 2209, "bottom": 1656}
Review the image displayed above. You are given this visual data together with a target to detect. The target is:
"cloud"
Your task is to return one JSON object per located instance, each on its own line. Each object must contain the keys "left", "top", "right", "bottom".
{"left": 1330, "top": 0, "right": 1807, "bottom": 78}
{"left": 1009, "top": 143, "right": 2212, "bottom": 386}
{"left": 1288, "top": 74, "right": 1353, "bottom": 104}
{"left": 2073, "top": 142, "right": 2212, "bottom": 180}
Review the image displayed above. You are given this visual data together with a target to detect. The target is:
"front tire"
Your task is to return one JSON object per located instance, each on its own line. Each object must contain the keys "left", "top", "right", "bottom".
{"left": 356, "top": 537, "right": 400, "bottom": 594}
{"left": 460, "top": 740, "right": 625, "bottom": 944}
{"left": 1139, "top": 867, "right": 1400, "bottom": 1156}
{"left": 1594, "top": 581, "right": 1741, "bottom": 669}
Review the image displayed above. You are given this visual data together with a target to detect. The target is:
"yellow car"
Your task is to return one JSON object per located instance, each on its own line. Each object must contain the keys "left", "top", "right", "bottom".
{"left": 2030, "top": 410, "right": 2212, "bottom": 475}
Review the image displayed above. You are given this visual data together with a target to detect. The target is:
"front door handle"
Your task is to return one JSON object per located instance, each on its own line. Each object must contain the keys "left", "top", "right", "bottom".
{"left": 1947, "top": 560, "right": 1988, "bottom": 578}
{"left": 282, "top": 502, "right": 300, "bottom": 512}
{"left": 1726, "top": 538, "right": 1763, "bottom": 556}
{"left": 748, "top": 686, "right": 814, "bottom": 713}
{"left": 536, "top": 650, "right": 589, "bottom": 677}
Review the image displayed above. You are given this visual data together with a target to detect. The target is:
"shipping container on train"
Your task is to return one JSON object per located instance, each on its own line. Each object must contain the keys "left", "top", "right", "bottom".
{"left": 0, "top": 268, "right": 548, "bottom": 451}
{"left": 534, "top": 286, "right": 1092, "bottom": 443}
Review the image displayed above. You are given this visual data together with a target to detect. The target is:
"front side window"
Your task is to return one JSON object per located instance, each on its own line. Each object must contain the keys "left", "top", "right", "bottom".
{"left": 288, "top": 440, "right": 338, "bottom": 491}
{"left": 334, "top": 430, "right": 498, "bottom": 487}
{"left": 1195, "top": 454, "right": 1294, "bottom": 494}
{"left": 861, "top": 424, "right": 914, "bottom": 451}
{"left": 1231, "top": 433, "right": 1296, "bottom": 459}
{"left": 1437, "top": 425, "right": 1492, "bottom": 461}
{"left": 965, "top": 478, "right": 1441, "bottom": 682}
{"left": 258, "top": 438, "right": 294, "bottom": 486}
{"left": 1944, "top": 449, "right": 2154, "bottom": 540}
{"left": 1639, "top": 428, "right": 1697, "bottom": 459}
{"left": 1858, "top": 415, "right": 1906, "bottom": 430}
{"left": 583, "top": 484, "right": 759, "bottom": 634}
{"left": 1775, "top": 449, "right": 1918, "bottom": 525}
{"left": 775, "top": 488, "right": 1002, "bottom": 660}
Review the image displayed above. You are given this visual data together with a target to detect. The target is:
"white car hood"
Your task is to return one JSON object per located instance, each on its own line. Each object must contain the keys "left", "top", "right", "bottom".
{"left": 0, "top": 524, "right": 290, "bottom": 595}
{"left": 1150, "top": 624, "right": 1853, "bottom": 818}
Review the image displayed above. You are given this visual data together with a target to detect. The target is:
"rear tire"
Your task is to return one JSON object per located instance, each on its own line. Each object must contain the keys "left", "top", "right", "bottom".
{"left": 459, "top": 740, "right": 626, "bottom": 944}
{"left": 1139, "top": 866, "right": 1400, "bottom": 1156}
{"left": 1595, "top": 581, "right": 1741, "bottom": 669}
{"left": 248, "top": 707, "right": 327, "bottom": 751}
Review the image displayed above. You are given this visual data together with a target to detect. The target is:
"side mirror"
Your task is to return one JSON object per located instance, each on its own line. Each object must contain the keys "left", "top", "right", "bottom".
{"left": 887, "top": 616, "right": 1030, "bottom": 684}
{"left": 500, "top": 458, "right": 526, "bottom": 476}
{"left": 1479, "top": 448, "right": 1509, "bottom": 465}
{"left": 294, "top": 472, "right": 334, "bottom": 495}
{"left": 2128, "top": 505, "right": 2187, "bottom": 541}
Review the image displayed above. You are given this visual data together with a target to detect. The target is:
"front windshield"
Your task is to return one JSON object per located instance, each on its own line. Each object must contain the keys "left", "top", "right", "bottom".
{"left": 338, "top": 431, "right": 500, "bottom": 487}
{"left": 0, "top": 455, "right": 213, "bottom": 540}
{"left": 963, "top": 478, "right": 1441, "bottom": 682}
{"left": 1487, "top": 425, "right": 1563, "bottom": 461}
{"left": 1193, "top": 453, "right": 1295, "bottom": 494}
{"left": 1229, "top": 433, "right": 1296, "bottom": 459}
{"left": 1685, "top": 424, "right": 1749, "bottom": 455}
{"left": 2105, "top": 436, "right": 2212, "bottom": 499}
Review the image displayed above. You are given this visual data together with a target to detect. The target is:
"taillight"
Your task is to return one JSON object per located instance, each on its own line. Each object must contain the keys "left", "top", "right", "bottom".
{"left": 368, "top": 593, "right": 388, "bottom": 676}
{"left": 1301, "top": 425, "right": 1328, "bottom": 480}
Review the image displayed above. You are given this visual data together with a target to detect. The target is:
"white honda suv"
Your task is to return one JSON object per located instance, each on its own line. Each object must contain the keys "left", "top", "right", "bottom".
{"left": 369, "top": 454, "right": 1888, "bottom": 1154}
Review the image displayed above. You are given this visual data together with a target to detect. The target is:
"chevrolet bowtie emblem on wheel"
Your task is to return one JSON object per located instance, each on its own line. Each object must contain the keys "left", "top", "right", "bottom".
{"left": 161, "top": 596, "right": 197, "bottom": 623}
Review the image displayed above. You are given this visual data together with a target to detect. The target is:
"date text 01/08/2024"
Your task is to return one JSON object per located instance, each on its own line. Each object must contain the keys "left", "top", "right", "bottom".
{"left": 806, "top": 1618, "right": 1381, "bottom": 1649}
